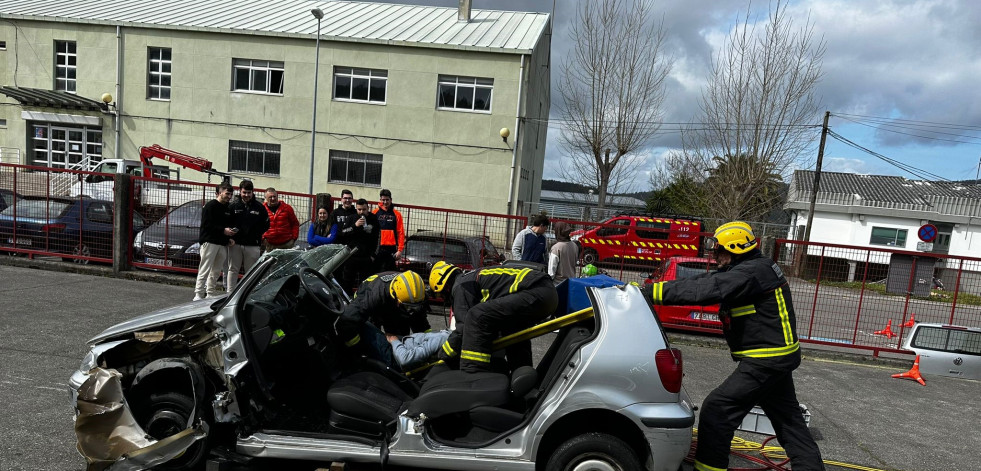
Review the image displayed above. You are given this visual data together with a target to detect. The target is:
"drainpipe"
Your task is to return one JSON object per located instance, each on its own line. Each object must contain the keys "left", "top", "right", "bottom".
{"left": 506, "top": 54, "right": 525, "bottom": 216}
{"left": 114, "top": 25, "right": 122, "bottom": 159}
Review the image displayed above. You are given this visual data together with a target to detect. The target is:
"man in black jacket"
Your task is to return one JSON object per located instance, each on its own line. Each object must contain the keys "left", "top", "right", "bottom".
{"left": 328, "top": 189, "right": 358, "bottom": 287}
{"left": 226, "top": 180, "right": 269, "bottom": 292}
{"left": 335, "top": 198, "right": 379, "bottom": 294}
{"left": 642, "top": 221, "right": 824, "bottom": 471}
{"left": 194, "top": 182, "right": 235, "bottom": 301}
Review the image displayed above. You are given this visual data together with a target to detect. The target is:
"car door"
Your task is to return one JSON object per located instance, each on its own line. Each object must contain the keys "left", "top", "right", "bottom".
{"left": 594, "top": 217, "right": 631, "bottom": 261}
{"left": 83, "top": 201, "right": 115, "bottom": 259}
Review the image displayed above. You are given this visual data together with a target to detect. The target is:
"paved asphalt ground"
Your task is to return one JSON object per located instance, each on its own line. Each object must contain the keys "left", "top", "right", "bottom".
{"left": 0, "top": 258, "right": 977, "bottom": 471}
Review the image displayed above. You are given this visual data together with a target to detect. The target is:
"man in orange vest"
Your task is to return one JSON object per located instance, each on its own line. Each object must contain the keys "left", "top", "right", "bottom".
{"left": 372, "top": 189, "right": 405, "bottom": 272}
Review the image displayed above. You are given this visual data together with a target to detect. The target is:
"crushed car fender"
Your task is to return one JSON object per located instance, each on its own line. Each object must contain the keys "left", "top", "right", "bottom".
{"left": 74, "top": 367, "right": 204, "bottom": 471}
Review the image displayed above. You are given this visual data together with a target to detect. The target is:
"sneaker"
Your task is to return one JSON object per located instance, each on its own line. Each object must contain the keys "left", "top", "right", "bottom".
{"left": 192, "top": 295, "right": 204, "bottom": 302}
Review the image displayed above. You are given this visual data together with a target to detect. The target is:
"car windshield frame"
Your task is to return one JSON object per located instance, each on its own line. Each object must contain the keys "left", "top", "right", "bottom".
{"left": 242, "top": 245, "right": 351, "bottom": 304}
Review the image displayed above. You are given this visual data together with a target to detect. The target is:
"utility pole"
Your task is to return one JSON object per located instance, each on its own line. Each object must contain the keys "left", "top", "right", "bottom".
{"left": 803, "top": 111, "right": 830, "bottom": 243}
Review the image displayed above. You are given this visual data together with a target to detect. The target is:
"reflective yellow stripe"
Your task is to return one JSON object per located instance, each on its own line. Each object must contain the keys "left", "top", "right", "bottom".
{"left": 461, "top": 350, "right": 491, "bottom": 362}
{"left": 649, "top": 282, "right": 664, "bottom": 305}
{"left": 730, "top": 304, "right": 756, "bottom": 317}
{"left": 694, "top": 460, "right": 727, "bottom": 471}
{"left": 365, "top": 275, "right": 378, "bottom": 282}
{"left": 481, "top": 289, "right": 490, "bottom": 302}
{"left": 732, "top": 341, "right": 800, "bottom": 358}
{"left": 345, "top": 335, "right": 360, "bottom": 347}
{"left": 776, "top": 288, "right": 793, "bottom": 345}
{"left": 441, "top": 341, "right": 456, "bottom": 357}
{"left": 510, "top": 268, "right": 531, "bottom": 293}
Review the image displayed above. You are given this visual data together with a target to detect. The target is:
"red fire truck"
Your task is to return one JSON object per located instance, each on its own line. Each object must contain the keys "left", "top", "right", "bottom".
{"left": 570, "top": 214, "right": 703, "bottom": 266}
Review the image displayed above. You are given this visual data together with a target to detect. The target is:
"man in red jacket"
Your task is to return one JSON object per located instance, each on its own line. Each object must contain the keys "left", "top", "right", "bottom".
{"left": 261, "top": 187, "right": 299, "bottom": 251}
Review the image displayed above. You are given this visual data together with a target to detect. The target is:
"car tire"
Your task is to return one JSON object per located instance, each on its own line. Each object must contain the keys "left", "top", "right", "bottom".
{"left": 582, "top": 248, "right": 599, "bottom": 266}
{"left": 545, "top": 432, "right": 642, "bottom": 471}
{"left": 139, "top": 391, "right": 210, "bottom": 471}
{"left": 64, "top": 243, "right": 91, "bottom": 264}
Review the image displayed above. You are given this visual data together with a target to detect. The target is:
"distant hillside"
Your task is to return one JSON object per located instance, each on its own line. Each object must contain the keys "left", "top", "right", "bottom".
{"left": 541, "top": 180, "right": 652, "bottom": 201}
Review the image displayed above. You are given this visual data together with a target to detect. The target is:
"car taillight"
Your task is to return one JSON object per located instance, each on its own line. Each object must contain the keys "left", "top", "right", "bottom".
{"left": 42, "top": 223, "right": 66, "bottom": 233}
{"left": 655, "top": 348, "right": 683, "bottom": 393}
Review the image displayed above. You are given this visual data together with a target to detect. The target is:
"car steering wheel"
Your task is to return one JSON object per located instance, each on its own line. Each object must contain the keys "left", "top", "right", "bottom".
{"left": 298, "top": 267, "right": 345, "bottom": 317}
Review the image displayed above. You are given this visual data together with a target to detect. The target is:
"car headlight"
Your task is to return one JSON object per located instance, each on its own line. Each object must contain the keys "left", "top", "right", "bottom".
{"left": 571, "top": 234, "right": 581, "bottom": 242}
{"left": 185, "top": 242, "right": 200, "bottom": 255}
{"left": 133, "top": 231, "right": 143, "bottom": 250}
{"left": 78, "top": 349, "right": 99, "bottom": 372}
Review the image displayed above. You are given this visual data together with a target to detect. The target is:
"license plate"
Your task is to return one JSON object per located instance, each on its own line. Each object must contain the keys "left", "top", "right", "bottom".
{"left": 7, "top": 237, "right": 32, "bottom": 246}
{"left": 690, "top": 312, "right": 719, "bottom": 322}
{"left": 145, "top": 257, "right": 173, "bottom": 267}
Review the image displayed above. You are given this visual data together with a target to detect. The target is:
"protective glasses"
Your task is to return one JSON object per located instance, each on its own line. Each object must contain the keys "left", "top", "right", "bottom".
{"left": 703, "top": 237, "right": 719, "bottom": 252}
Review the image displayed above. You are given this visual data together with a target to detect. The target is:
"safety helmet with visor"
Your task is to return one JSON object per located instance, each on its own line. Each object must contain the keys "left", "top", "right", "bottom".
{"left": 429, "top": 261, "right": 461, "bottom": 295}
{"left": 705, "top": 221, "right": 757, "bottom": 255}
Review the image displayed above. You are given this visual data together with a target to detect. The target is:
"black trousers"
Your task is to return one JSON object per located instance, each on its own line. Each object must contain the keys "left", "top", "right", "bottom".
{"left": 694, "top": 359, "right": 824, "bottom": 471}
{"left": 453, "top": 280, "right": 558, "bottom": 373}
{"left": 376, "top": 246, "right": 397, "bottom": 272}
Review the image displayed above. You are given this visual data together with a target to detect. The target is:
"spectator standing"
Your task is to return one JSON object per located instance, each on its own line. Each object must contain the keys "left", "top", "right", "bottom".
{"left": 226, "top": 180, "right": 269, "bottom": 292}
{"left": 372, "top": 189, "right": 405, "bottom": 271}
{"left": 307, "top": 206, "right": 337, "bottom": 247}
{"left": 261, "top": 188, "right": 299, "bottom": 251}
{"left": 511, "top": 215, "right": 550, "bottom": 263}
{"left": 337, "top": 198, "right": 380, "bottom": 293}
{"left": 641, "top": 222, "right": 824, "bottom": 471}
{"left": 194, "top": 182, "right": 236, "bottom": 301}
{"left": 547, "top": 222, "right": 578, "bottom": 283}
{"left": 329, "top": 189, "right": 357, "bottom": 231}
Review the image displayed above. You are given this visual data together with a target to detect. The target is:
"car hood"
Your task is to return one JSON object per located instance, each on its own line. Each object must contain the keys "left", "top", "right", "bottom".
{"left": 88, "top": 299, "right": 216, "bottom": 345}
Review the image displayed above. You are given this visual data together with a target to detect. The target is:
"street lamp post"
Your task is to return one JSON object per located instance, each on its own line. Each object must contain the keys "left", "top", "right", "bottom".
{"left": 308, "top": 8, "right": 324, "bottom": 196}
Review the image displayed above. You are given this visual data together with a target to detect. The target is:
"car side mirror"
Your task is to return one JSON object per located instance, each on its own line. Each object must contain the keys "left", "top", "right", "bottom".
{"left": 84, "top": 174, "right": 94, "bottom": 183}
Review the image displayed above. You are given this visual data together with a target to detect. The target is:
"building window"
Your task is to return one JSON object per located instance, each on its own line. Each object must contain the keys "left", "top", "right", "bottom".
{"left": 0, "top": 41, "right": 7, "bottom": 50}
{"left": 437, "top": 75, "right": 493, "bottom": 112}
{"left": 148, "top": 47, "right": 172, "bottom": 100}
{"left": 333, "top": 67, "right": 387, "bottom": 103}
{"left": 228, "top": 140, "right": 280, "bottom": 175}
{"left": 328, "top": 150, "right": 382, "bottom": 186}
{"left": 870, "top": 227, "right": 907, "bottom": 247}
{"left": 55, "top": 40, "right": 77, "bottom": 93}
{"left": 0, "top": 119, "right": 6, "bottom": 128}
{"left": 30, "top": 123, "right": 101, "bottom": 169}
{"left": 232, "top": 59, "right": 284, "bottom": 95}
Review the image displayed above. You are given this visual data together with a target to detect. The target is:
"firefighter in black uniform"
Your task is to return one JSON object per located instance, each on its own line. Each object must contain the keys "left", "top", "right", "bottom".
{"left": 336, "top": 270, "right": 430, "bottom": 368}
{"left": 429, "top": 262, "right": 558, "bottom": 373}
{"left": 642, "top": 221, "right": 824, "bottom": 471}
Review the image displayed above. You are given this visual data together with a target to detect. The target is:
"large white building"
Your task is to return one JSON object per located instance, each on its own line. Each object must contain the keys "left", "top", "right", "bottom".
{"left": 0, "top": 0, "right": 551, "bottom": 215}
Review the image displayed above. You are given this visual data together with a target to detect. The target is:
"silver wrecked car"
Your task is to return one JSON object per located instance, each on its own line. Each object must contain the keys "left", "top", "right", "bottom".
{"left": 69, "top": 245, "right": 694, "bottom": 471}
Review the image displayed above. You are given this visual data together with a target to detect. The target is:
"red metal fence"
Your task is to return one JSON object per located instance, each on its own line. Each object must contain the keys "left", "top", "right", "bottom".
{"left": 775, "top": 239, "right": 981, "bottom": 355}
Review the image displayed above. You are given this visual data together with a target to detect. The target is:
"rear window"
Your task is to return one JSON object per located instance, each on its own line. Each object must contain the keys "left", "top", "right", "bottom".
{"left": 1, "top": 199, "right": 71, "bottom": 218}
{"left": 0, "top": 191, "right": 21, "bottom": 207}
{"left": 675, "top": 261, "right": 716, "bottom": 279}
{"left": 911, "top": 326, "right": 981, "bottom": 355}
{"left": 406, "top": 238, "right": 471, "bottom": 266}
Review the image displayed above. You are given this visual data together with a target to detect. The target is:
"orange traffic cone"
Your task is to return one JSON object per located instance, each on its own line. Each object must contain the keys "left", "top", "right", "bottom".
{"left": 874, "top": 320, "right": 896, "bottom": 339}
{"left": 902, "top": 313, "right": 916, "bottom": 328}
{"left": 892, "top": 355, "right": 926, "bottom": 386}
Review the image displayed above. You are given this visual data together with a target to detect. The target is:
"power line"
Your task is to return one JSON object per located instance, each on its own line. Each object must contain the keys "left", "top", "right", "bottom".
{"left": 834, "top": 114, "right": 981, "bottom": 145}
{"left": 826, "top": 129, "right": 950, "bottom": 181}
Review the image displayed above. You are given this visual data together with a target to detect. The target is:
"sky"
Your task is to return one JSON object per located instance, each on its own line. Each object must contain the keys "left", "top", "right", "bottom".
{"left": 370, "top": 0, "right": 981, "bottom": 189}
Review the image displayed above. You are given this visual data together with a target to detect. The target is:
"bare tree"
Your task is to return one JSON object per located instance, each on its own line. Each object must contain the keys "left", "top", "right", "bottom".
{"left": 557, "top": 0, "right": 672, "bottom": 209}
{"left": 672, "top": 0, "right": 825, "bottom": 221}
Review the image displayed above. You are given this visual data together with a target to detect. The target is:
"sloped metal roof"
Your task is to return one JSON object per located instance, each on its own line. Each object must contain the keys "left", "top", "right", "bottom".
{"left": 789, "top": 170, "right": 981, "bottom": 216}
{"left": 0, "top": 0, "right": 550, "bottom": 54}
{"left": 0, "top": 86, "right": 105, "bottom": 111}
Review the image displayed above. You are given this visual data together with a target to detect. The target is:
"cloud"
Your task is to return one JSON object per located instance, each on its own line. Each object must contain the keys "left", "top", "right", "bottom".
{"left": 822, "top": 157, "right": 874, "bottom": 175}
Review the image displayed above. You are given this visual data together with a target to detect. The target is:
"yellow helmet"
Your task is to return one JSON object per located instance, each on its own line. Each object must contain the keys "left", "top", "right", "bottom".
{"left": 429, "top": 261, "right": 461, "bottom": 294}
{"left": 389, "top": 271, "right": 426, "bottom": 304}
{"left": 711, "top": 221, "right": 757, "bottom": 254}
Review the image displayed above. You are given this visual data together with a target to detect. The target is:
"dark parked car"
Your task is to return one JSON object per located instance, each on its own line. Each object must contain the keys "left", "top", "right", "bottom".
{"left": 0, "top": 196, "right": 145, "bottom": 264}
{"left": 133, "top": 199, "right": 206, "bottom": 269}
{"left": 396, "top": 231, "right": 505, "bottom": 279}
{"left": 0, "top": 189, "right": 23, "bottom": 213}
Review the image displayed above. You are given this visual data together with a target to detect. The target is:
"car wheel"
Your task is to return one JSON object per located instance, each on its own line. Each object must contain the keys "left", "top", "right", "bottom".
{"left": 545, "top": 432, "right": 642, "bottom": 471}
{"left": 582, "top": 249, "right": 599, "bottom": 266}
{"left": 63, "top": 243, "right": 91, "bottom": 264}
{"left": 140, "top": 391, "right": 210, "bottom": 471}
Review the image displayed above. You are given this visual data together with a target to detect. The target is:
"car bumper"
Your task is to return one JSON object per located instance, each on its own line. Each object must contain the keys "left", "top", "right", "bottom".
{"left": 619, "top": 397, "right": 695, "bottom": 471}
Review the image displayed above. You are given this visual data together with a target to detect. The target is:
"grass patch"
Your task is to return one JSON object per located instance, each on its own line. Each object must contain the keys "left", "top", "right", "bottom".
{"left": 806, "top": 279, "right": 981, "bottom": 306}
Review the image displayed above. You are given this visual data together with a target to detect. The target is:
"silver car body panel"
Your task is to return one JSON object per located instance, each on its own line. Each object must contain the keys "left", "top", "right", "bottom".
{"left": 87, "top": 301, "right": 214, "bottom": 345}
{"left": 236, "top": 284, "right": 693, "bottom": 471}
{"left": 902, "top": 322, "right": 981, "bottom": 380}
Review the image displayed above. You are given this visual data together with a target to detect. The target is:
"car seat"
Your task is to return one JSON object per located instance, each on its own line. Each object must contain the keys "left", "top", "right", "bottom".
{"left": 326, "top": 371, "right": 414, "bottom": 438}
